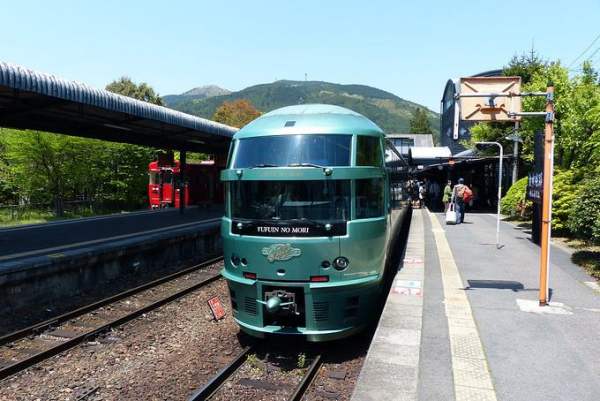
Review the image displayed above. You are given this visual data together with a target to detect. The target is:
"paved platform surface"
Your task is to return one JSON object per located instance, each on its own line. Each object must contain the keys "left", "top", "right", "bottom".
{"left": 353, "top": 209, "right": 600, "bottom": 401}
{"left": 0, "top": 206, "right": 222, "bottom": 262}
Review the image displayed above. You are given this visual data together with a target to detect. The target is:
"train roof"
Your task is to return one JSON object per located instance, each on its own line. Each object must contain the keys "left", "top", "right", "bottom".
{"left": 234, "top": 104, "right": 384, "bottom": 139}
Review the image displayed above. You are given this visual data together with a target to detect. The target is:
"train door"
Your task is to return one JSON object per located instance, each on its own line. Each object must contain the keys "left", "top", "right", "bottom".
{"left": 149, "top": 170, "right": 161, "bottom": 208}
{"left": 160, "top": 169, "right": 175, "bottom": 207}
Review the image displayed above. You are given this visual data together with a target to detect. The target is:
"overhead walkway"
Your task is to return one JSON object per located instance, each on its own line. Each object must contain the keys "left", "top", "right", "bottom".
{"left": 352, "top": 209, "right": 600, "bottom": 401}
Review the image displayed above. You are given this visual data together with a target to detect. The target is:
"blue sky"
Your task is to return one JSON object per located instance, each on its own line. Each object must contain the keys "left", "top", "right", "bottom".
{"left": 1, "top": 0, "right": 599, "bottom": 111}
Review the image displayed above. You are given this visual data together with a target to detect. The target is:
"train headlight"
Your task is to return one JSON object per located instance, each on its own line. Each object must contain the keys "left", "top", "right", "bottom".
{"left": 333, "top": 256, "right": 349, "bottom": 271}
{"left": 231, "top": 254, "right": 240, "bottom": 266}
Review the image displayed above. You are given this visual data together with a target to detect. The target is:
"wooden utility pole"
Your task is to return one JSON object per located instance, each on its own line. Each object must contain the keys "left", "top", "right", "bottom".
{"left": 539, "top": 85, "right": 554, "bottom": 306}
{"left": 512, "top": 121, "right": 520, "bottom": 185}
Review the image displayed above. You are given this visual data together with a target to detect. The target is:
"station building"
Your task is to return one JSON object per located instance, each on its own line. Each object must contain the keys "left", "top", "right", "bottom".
{"left": 386, "top": 133, "right": 434, "bottom": 157}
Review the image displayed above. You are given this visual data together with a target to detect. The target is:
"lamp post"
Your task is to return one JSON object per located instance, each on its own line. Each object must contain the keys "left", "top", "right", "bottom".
{"left": 476, "top": 141, "right": 503, "bottom": 249}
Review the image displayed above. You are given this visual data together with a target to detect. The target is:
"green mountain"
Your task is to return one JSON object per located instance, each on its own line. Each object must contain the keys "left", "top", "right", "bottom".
{"left": 163, "top": 80, "right": 439, "bottom": 134}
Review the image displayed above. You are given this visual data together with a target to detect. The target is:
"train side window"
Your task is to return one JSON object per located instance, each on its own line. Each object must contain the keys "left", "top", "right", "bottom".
{"left": 356, "top": 179, "right": 384, "bottom": 218}
{"left": 162, "top": 170, "right": 173, "bottom": 184}
{"left": 149, "top": 172, "right": 158, "bottom": 185}
{"left": 356, "top": 136, "right": 383, "bottom": 166}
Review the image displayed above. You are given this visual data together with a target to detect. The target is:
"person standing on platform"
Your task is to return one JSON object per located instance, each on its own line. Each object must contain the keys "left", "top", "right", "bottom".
{"left": 418, "top": 181, "right": 426, "bottom": 209}
{"left": 429, "top": 180, "right": 441, "bottom": 211}
{"left": 443, "top": 180, "right": 453, "bottom": 212}
{"left": 453, "top": 178, "right": 467, "bottom": 223}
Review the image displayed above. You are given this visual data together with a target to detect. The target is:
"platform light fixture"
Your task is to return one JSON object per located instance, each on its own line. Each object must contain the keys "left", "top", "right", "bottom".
{"left": 475, "top": 141, "right": 503, "bottom": 249}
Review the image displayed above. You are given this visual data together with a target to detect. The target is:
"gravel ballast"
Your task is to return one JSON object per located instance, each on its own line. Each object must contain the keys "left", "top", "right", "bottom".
{"left": 0, "top": 276, "right": 245, "bottom": 401}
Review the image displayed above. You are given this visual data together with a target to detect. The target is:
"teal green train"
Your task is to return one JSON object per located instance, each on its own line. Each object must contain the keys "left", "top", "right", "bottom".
{"left": 220, "top": 104, "right": 410, "bottom": 342}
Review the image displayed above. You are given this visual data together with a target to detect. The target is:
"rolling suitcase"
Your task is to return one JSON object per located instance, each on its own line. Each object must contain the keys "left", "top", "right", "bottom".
{"left": 446, "top": 203, "right": 458, "bottom": 225}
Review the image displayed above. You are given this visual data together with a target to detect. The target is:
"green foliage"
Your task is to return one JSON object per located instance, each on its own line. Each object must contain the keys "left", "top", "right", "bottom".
{"left": 497, "top": 51, "right": 600, "bottom": 246}
{"left": 106, "top": 77, "right": 164, "bottom": 106}
{"left": 164, "top": 80, "right": 439, "bottom": 135}
{"left": 461, "top": 123, "right": 515, "bottom": 156}
{"left": 500, "top": 177, "right": 531, "bottom": 218}
{"left": 568, "top": 176, "right": 600, "bottom": 244}
{"left": 246, "top": 353, "right": 264, "bottom": 374}
{"left": 409, "top": 108, "right": 433, "bottom": 135}
{"left": 297, "top": 353, "right": 307, "bottom": 369}
{"left": 503, "top": 50, "right": 548, "bottom": 84}
{"left": 0, "top": 129, "right": 155, "bottom": 211}
{"left": 518, "top": 61, "right": 600, "bottom": 170}
{"left": 551, "top": 170, "right": 582, "bottom": 234}
{"left": 500, "top": 170, "right": 584, "bottom": 236}
{"left": 0, "top": 208, "right": 53, "bottom": 227}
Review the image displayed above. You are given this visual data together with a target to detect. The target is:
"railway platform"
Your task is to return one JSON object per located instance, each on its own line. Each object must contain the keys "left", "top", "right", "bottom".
{"left": 0, "top": 206, "right": 223, "bottom": 328}
{"left": 352, "top": 209, "right": 600, "bottom": 401}
{"left": 0, "top": 205, "right": 221, "bottom": 261}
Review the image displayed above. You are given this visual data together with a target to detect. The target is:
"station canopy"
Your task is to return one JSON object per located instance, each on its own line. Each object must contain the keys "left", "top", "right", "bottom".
{"left": 0, "top": 62, "right": 237, "bottom": 153}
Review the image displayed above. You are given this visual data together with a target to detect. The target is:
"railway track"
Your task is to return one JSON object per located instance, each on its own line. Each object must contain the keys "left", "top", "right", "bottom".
{"left": 0, "top": 256, "right": 223, "bottom": 381}
{"left": 189, "top": 345, "right": 323, "bottom": 401}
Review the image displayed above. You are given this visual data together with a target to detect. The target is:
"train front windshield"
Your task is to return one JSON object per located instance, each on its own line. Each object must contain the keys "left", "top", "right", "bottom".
{"left": 232, "top": 134, "right": 351, "bottom": 168}
{"left": 232, "top": 180, "right": 350, "bottom": 221}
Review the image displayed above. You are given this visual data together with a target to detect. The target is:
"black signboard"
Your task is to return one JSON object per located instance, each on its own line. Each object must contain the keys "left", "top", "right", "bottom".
{"left": 231, "top": 220, "right": 346, "bottom": 237}
{"left": 528, "top": 132, "right": 544, "bottom": 245}
{"left": 527, "top": 132, "right": 544, "bottom": 204}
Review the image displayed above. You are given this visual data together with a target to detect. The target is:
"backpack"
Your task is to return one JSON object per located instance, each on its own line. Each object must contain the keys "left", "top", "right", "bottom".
{"left": 456, "top": 185, "right": 466, "bottom": 199}
{"left": 463, "top": 186, "right": 473, "bottom": 203}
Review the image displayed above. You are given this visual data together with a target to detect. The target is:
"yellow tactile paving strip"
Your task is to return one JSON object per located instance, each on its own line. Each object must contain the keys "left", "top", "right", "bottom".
{"left": 428, "top": 210, "right": 498, "bottom": 401}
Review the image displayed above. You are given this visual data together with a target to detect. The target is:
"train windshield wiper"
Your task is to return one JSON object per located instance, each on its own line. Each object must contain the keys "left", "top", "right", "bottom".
{"left": 250, "top": 163, "right": 279, "bottom": 168}
{"left": 287, "top": 162, "right": 325, "bottom": 168}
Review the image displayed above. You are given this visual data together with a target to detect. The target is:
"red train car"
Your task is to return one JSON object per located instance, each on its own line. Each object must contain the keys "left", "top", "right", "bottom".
{"left": 148, "top": 156, "right": 224, "bottom": 209}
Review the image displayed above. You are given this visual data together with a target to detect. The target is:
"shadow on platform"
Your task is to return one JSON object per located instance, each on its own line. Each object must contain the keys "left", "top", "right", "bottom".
{"left": 465, "top": 280, "right": 553, "bottom": 298}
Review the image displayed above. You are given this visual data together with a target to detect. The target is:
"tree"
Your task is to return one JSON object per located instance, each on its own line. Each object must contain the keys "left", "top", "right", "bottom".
{"left": 0, "top": 130, "right": 99, "bottom": 214}
{"left": 102, "top": 78, "right": 165, "bottom": 208}
{"left": 212, "top": 99, "right": 261, "bottom": 128}
{"left": 462, "top": 123, "right": 514, "bottom": 156}
{"left": 503, "top": 49, "right": 548, "bottom": 84}
{"left": 409, "top": 108, "right": 433, "bottom": 135}
{"left": 518, "top": 61, "right": 600, "bottom": 170}
{"left": 106, "top": 77, "right": 164, "bottom": 106}
{"left": 499, "top": 51, "right": 600, "bottom": 245}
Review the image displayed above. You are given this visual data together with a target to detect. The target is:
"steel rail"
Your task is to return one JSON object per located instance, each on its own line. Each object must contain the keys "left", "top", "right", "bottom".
{"left": 188, "top": 346, "right": 254, "bottom": 401}
{"left": 0, "top": 255, "right": 223, "bottom": 347}
{"left": 0, "top": 267, "right": 222, "bottom": 381}
{"left": 287, "top": 354, "right": 323, "bottom": 401}
{"left": 188, "top": 349, "right": 323, "bottom": 401}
